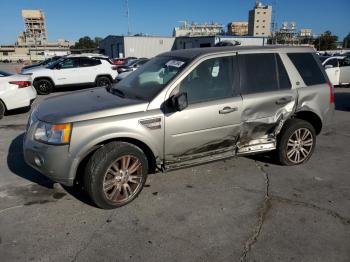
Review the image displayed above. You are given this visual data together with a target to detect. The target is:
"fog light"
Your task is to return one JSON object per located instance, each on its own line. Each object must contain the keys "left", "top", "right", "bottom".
{"left": 34, "top": 156, "right": 43, "bottom": 167}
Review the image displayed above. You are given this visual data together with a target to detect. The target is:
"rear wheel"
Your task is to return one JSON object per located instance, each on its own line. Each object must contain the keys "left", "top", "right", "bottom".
{"left": 0, "top": 100, "right": 5, "bottom": 119}
{"left": 96, "top": 76, "right": 112, "bottom": 87}
{"left": 277, "top": 119, "right": 316, "bottom": 166}
{"left": 84, "top": 142, "right": 148, "bottom": 209}
{"left": 34, "top": 79, "right": 53, "bottom": 95}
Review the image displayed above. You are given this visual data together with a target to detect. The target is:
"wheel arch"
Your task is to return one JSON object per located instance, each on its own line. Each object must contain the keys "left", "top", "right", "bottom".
{"left": 74, "top": 137, "right": 158, "bottom": 185}
{"left": 95, "top": 74, "right": 113, "bottom": 83}
{"left": 293, "top": 110, "right": 323, "bottom": 135}
{"left": 33, "top": 76, "right": 55, "bottom": 86}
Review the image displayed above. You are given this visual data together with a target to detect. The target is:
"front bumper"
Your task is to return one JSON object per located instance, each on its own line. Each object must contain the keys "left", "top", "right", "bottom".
{"left": 23, "top": 124, "right": 77, "bottom": 186}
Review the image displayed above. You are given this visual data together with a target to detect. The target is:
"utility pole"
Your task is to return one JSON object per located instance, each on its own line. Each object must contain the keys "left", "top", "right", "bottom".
{"left": 126, "top": 0, "right": 131, "bottom": 35}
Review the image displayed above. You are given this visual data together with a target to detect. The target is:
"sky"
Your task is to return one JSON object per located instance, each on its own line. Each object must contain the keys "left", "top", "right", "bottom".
{"left": 0, "top": 0, "right": 349, "bottom": 44}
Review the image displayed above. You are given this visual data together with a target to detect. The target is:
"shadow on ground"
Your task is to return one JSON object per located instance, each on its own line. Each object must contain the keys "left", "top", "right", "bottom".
{"left": 7, "top": 133, "right": 94, "bottom": 207}
{"left": 335, "top": 91, "right": 350, "bottom": 112}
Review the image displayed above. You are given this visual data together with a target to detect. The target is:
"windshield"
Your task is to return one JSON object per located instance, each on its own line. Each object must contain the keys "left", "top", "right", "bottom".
{"left": 46, "top": 57, "right": 65, "bottom": 69}
{"left": 124, "top": 59, "right": 139, "bottom": 67}
{"left": 113, "top": 56, "right": 188, "bottom": 101}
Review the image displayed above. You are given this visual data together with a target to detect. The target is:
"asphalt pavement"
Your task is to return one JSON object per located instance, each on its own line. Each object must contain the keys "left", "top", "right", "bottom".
{"left": 0, "top": 63, "right": 349, "bottom": 261}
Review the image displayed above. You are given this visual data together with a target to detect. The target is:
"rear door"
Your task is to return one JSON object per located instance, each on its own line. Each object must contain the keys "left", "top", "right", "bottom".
{"left": 339, "top": 57, "right": 350, "bottom": 84}
{"left": 324, "top": 58, "right": 340, "bottom": 86}
{"left": 79, "top": 57, "right": 101, "bottom": 83}
{"left": 164, "top": 55, "right": 242, "bottom": 164}
{"left": 237, "top": 53, "right": 296, "bottom": 152}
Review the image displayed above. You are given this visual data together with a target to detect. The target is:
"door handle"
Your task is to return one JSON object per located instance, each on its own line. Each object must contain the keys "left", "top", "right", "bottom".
{"left": 275, "top": 97, "right": 293, "bottom": 105}
{"left": 219, "top": 106, "right": 238, "bottom": 114}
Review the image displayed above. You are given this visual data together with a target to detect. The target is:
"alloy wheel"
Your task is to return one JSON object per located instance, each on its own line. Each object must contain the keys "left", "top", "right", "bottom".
{"left": 286, "top": 128, "right": 314, "bottom": 164}
{"left": 103, "top": 155, "right": 143, "bottom": 204}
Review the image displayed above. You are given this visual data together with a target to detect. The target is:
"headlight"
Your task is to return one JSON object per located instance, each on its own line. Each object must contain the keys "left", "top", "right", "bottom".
{"left": 34, "top": 122, "right": 72, "bottom": 144}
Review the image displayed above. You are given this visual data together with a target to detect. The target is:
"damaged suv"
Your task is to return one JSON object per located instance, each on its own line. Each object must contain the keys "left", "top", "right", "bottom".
{"left": 23, "top": 46, "right": 334, "bottom": 209}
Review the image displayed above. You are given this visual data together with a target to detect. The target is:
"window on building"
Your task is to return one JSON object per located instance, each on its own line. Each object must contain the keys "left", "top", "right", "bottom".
{"left": 256, "top": 26, "right": 259, "bottom": 28}
{"left": 288, "top": 53, "right": 326, "bottom": 86}
{"left": 257, "top": 20, "right": 259, "bottom": 22}
{"left": 179, "top": 56, "right": 236, "bottom": 104}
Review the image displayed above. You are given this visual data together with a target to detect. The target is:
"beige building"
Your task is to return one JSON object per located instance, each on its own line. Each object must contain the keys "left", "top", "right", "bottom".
{"left": 248, "top": 1, "right": 272, "bottom": 37}
{"left": 19, "top": 10, "right": 48, "bottom": 46}
{"left": 227, "top": 22, "right": 248, "bottom": 36}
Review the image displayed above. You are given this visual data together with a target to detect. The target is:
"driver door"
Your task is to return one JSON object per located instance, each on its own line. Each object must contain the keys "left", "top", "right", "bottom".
{"left": 54, "top": 58, "right": 80, "bottom": 85}
{"left": 164, "top": 55, "right": 242, "bottom": 165}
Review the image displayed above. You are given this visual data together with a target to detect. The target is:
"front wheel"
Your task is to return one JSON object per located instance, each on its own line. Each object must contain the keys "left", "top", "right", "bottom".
{"left": 84, "top": 142, "right": 149, "bottom": 209}
{"left": 0, "top": 101, "right": 5, "bottom": 119}
{"left": 276, "top": 119, "right": 316, "bottom": 166}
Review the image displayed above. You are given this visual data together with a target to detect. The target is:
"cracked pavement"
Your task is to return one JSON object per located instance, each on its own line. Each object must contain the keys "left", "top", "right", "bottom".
{"left": 0, "top": 86, "right": 349, "bottom": 261}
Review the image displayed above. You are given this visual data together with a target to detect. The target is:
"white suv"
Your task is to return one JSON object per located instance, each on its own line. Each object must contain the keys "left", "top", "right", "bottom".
{"left": 22, "top": 54, "right": 118, "bottom": 95}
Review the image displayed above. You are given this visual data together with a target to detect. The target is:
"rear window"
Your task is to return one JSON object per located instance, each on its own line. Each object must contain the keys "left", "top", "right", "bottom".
{"left": 288, "top": 53, "right": 326, "bottom": 86}
{"left": 238, "top": 53, "right": 291, "bottom": 94}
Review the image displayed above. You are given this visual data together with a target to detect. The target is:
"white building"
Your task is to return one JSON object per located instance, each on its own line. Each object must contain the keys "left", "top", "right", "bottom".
{"left": 99, "top": 35, "right": 175, "bottom": 58}
{"left": 248, "top": 1, "right": 272, "bottom": 37}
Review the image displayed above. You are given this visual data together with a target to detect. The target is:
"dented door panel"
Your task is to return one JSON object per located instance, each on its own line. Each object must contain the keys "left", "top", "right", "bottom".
{"left": 164, "top": 97, "right": 243, "bottom": 164}
{"left": 237, "top": 90, "right": 297, "bottom": 154}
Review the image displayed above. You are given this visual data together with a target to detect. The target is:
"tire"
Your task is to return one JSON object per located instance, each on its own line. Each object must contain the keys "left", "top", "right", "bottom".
{"left": 84, "top": 142, "right": 149, "bottom": 209}
{"left": 0, "top": 100, "right": 5, "bottom": 119}
{"left": 276, "top": 119, "right": 316, "bottom": 166}
{"left": 96, "top": 76, "right": 112, "bottom": 87}
{"left": 34, "top": 79, "right": 53, "bottom": 95}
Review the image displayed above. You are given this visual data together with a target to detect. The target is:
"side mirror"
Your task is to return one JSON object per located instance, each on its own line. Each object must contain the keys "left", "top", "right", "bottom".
{"left": 325, "top": 64, "right": 334, "bottom": 69}
{"left": 171, "top": 92, "right": 188, "bottom": 112}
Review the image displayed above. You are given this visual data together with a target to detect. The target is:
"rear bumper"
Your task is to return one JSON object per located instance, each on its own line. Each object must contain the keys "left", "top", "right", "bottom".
{"left": 4, "top": 86, "right": 37, "bottom": 110}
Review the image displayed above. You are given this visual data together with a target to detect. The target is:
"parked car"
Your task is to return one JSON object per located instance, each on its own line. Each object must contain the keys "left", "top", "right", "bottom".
{"left": 21, "top": 54, "right": 118, "bottom": 95}
{"left": 117, "top": 58, "right": 149, "bottom": 74}
{"left": 320, "top": 56, "right": 350, "bottom": 86}
{"left": 0, "top": 70, "right": 36, "bottom": 119}
{"left": 112, "top": 57, "right": 137, "bottom": 66}
{"left": 2, "top": 59, "right": 11, "bottom": 63}
{"left": 116, "top": 58, "right": 149, "bottom": 81}
{"left": 24, "top": 46, "right": 334, "bottom": 209}
{"left": 21, "top": 56, "right": 63, "bottom": 72}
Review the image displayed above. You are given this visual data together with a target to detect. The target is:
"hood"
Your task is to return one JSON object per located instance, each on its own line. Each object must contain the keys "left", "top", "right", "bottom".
{"left": 22, "top": 66, "right": 49, "bottom": 74}
{"left": 35, "top": 87, "right": 149, "bottom": 123}
{"left": 22, "top": 63, "right": 42, "bottom": 70}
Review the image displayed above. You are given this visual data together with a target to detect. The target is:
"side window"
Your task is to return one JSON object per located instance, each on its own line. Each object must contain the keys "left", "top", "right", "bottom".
{"left": 325, "top": 58, "right": 339, "bottom": 68}
{"left": 60, "top": 58, "right": 79, "bottom": 69}
{"left": 80, "top": 57, "right": 101, "bottom": 67}
{"left": 239, "top": 53, "right": 278, "bottom": 94}
{"left": 276, "top": 55, "right": 292, "bottom": 90}
{"left": 287, "top": 53, "right": 326, "bottom": 86}
{"left": 179, "top": 56, "right": 235, "bottom": 104}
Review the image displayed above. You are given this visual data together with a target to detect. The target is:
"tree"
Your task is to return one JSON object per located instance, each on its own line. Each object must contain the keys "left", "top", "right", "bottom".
{"left": 343, "top": 33, "right": 350, "bottom": 48}
{"left": 71, "top": 36, "right": 102, "bottom": 50}
{"left": 314, "top": 31, "right": 338, "bottom": 51}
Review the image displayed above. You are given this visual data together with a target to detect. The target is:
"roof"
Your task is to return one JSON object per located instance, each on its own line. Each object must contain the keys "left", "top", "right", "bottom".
{"left": 159, "top": 46, "right": 315, "bottom": 59}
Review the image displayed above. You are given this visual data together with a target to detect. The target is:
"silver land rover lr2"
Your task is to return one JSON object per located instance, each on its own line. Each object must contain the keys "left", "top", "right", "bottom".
{"left": 23, "top": 46, "right": 334, "bottom": 209}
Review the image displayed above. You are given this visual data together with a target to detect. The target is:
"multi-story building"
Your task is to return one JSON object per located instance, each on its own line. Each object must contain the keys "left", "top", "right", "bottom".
{"left": 173, "top": 21, "right": 224, "bottom": 37}
{"left": 19, "top": 10, "right": 48, "bottom": 46}
{"left": 227, "top": 22, "right": 248, "bottom": 36}
{"left": 248, "top": 1, "right": 272, "bottom": 37}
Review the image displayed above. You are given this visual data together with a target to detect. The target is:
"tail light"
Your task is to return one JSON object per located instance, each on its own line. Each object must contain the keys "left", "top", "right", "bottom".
{"left": 327, "top": 81, "right": 334, "bottom": 104}
{"left": 9, "top": 81, "right": 31, "bottom": 88}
